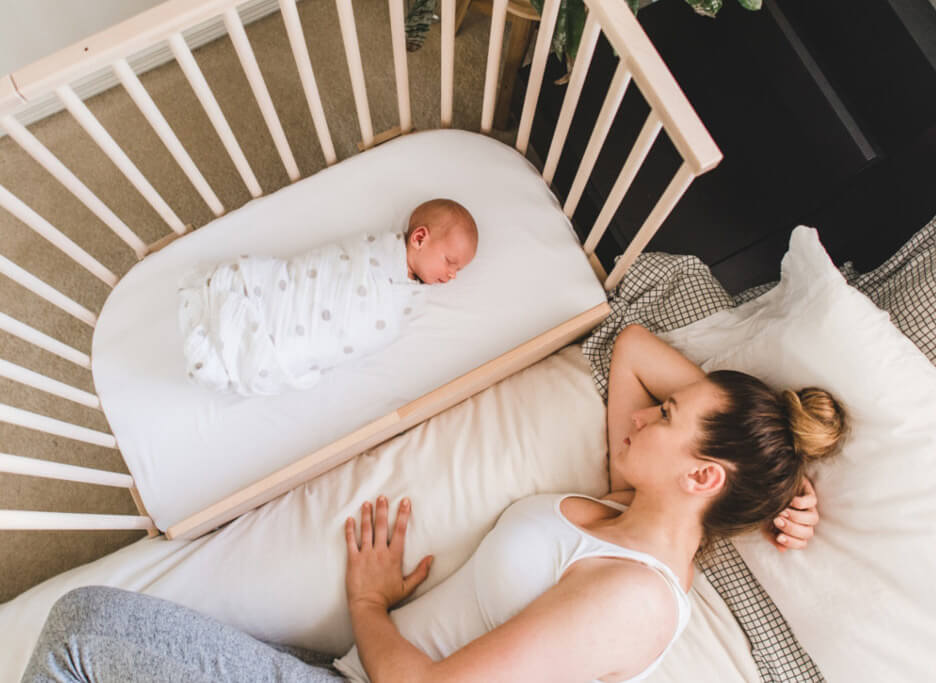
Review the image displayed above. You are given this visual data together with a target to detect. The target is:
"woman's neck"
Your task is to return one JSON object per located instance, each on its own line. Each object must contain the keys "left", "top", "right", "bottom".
{"left": 605, "top": 489, "right": 704, "bottom": 588}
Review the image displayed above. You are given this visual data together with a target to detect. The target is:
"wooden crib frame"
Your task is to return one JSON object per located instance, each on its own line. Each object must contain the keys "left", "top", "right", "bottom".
{"left": 0, "top": 0, "right": 721, "bottom": 540}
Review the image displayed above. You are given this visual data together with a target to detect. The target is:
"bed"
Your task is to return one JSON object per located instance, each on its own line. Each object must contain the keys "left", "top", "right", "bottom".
{"left": 0, "top": 0, "right": 721, "bottom": 540}
{"left": 3, "top": 219, "right": 935, "bottom": 682}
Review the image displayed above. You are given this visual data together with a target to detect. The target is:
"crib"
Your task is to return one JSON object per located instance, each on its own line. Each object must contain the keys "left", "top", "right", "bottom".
{"left": 0, "top": 0, "right": 721, "bottom": 541}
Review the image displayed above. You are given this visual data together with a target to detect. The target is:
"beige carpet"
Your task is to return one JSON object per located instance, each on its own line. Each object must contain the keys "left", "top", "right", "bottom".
{"left": 0, "top": 0, "right": 528, "bottom": 602}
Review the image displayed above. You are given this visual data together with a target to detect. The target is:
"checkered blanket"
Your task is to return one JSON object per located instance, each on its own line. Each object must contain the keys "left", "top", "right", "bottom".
{"left": 581, "top": 215, "right": 936, "bottom": 682}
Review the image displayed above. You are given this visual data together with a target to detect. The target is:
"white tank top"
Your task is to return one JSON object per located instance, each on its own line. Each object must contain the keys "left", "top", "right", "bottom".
{"left": 334, "top": 493, "right": 692, "bottom": 683}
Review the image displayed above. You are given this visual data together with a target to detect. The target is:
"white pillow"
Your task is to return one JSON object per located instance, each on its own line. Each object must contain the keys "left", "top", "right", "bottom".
{"left": 661, "top": 227, "right": 936, "bottom": 681}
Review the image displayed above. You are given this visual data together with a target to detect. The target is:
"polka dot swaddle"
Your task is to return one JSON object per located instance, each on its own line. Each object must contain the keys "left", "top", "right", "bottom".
{"left": 179, "top": 230, "right": 425, "bottom": 396}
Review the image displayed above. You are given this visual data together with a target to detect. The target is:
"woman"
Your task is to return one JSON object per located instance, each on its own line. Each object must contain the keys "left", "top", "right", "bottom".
{"left": 24, "top": 326, "right": 844, "bottom": 682}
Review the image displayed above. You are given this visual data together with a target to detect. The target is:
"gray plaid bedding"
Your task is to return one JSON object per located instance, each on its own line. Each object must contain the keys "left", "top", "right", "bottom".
{"left": 581, "top": 214, "right": 936, "bottom": 682}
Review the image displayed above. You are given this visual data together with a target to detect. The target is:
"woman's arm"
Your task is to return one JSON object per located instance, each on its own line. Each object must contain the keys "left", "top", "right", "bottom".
{"left": 606, "top": 325, "right": 704, "bottom": 491}
{"left": 346, "top": 497, "right": 675, "bottom": 683}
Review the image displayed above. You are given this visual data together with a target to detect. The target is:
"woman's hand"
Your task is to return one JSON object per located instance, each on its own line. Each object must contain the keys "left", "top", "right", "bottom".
{"left": 345, "top": 496, "right": 433, "bottom": 612}
{"left": 765, "top": 477, "right": 820, "bottom": 551}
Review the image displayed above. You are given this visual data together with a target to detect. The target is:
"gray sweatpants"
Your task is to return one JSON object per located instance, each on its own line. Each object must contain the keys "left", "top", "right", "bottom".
{"left": 22, "top": 586, "right": 348, "bottom": 682}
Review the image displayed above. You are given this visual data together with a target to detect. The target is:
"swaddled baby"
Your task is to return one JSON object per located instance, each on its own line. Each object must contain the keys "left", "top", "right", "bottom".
{"left": 179, "top": 199, "right": 478, "bottom": 396}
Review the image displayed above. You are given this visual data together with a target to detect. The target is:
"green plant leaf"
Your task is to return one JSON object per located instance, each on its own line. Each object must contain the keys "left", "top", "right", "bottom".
{"left": 405, "top": 0, "right": 438, "bottom": 52}
{"left": 565, "top": 0, "right": 587, "bottom": 59}
{"left": 627, "top": 0, "right": 642, "bottom": 13}
{"left": 737, "top": 0, "right": 762, "bottom": 9}
{"left": 685, "top": 0, "right": 723, "bottom": 17}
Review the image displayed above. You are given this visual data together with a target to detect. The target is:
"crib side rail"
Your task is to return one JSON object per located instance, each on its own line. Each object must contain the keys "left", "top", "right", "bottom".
{"left": 0, "top": 453, "right": 156, "bottom": 532}
{"left": 517, "top": 0, "right": 723, "bottom": 291}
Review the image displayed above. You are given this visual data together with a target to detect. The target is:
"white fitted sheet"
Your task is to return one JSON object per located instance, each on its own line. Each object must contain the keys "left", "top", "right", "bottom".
{"left": 92, "top": 130, "right": 607, "bottom": 530}
{"left": 2, "top": 346, "right": 758, "bottom": 682}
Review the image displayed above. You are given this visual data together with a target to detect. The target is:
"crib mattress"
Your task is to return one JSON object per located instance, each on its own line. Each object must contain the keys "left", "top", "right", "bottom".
{"left": 91, "top": 130, "right": 607, "bottom": 530}
{"left": 2, "top": 347, "right": 759, "bottom": 682}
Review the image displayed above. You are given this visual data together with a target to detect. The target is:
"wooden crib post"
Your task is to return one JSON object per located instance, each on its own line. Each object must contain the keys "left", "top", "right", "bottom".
{"left": 604, "top": 162, "right": 696, "bottom": 290}
{"left": 335, "top": 0, "right": 374, "bottom": 149}
{"left": 0, "top": 184, "right": 118, "bottom": 287}
{"left": 0, "top": 255, "right": 96, "bottom": 327}
{"left": 515, "top": 0, "right": 561, "bottom": 155}
{"left": 583, "top": 112, "right": 662, "bottom": 254}
{"left": 441, "top": 0, "right": 456, "bottom": 128}
{"left": 541, "top": 13, "right": 602, "bottom": 184}
{"left": 387, "top": 0, "right": 413, "bottom": 134}
{"left": 56, "top": 85, "right": 187, "bottom": 235}
{"left": 563, "top": 62, "right": 633, "bottom": 218}
{"left": 480, "top": 0, "right": 509, "bottom": 134}
{"left": 0, "top": 313, "right": 90, "bottom": 369}
{"left": 278, "top": 0, "right": 338, "bottom": 165}
{"left": 0, "top": 403, "right": 116, "bottom": 448}
{"left": 113, "top": 59, "right": 225, "bottom": 217}
{"left": 0, "top": 116, "right": 147, "bottom": 259}
{"left": 0, "top": 359, "right": 100, "bottom": 409}
{"left": 222, "top": 8, "right": 300, "bottom": 182}
{"left": 168, "top": 32, "right": 263, "bottom": 198}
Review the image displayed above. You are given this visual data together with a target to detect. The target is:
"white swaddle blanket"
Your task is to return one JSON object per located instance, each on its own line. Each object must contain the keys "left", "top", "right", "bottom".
{"left": 179, "top": 230, "right": 425, "bottom": 395}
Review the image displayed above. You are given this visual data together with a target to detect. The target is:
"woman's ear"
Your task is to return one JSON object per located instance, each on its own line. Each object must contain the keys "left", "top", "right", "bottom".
{"left": 682, "top": 461, "right": 726, "bottom": 498}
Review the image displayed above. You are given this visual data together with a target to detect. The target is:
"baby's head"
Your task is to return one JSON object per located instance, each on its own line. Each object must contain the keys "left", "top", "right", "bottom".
{"left": 405, "top": 199, "right": 478, "bottom": 284}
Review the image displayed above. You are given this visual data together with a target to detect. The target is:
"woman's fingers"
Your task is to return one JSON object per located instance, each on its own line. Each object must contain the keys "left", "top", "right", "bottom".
{"left": 374, "top": 496, "right": 389, "bottom": 546}
{"left": 775, "top": 532, "right": 809, "bottom": 550}
{"left": 779, "top": 506, "right": 819, "bottom": 527}
{"left": 774, "top": 516, "right": 815, "bottom": 543}
{"left": 360, "top": 501, "right": 373, "bottom": 549}
{"left": 402, "top": 555, "right": 433, "bottom": 597}
{"left": 345, "top": 517, "right": 358, "bottom": 555}
{"left": 390, "top": 498, "right": 411, "bottom": 551}
{"left": 790, "top": 477, "right": 818, "bottom": 511}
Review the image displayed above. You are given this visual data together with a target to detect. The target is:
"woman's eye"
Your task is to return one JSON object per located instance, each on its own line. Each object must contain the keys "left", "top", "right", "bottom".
{"left": 660, "top": 405, "right": 669, "bottom": 421}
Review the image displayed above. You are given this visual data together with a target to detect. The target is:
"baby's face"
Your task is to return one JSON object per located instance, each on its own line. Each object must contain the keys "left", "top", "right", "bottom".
{"left": 406, "top": 221, "right": 477, "bottom": 284}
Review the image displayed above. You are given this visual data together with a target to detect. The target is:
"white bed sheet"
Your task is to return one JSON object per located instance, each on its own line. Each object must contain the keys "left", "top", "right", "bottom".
{"left": 92, "top": 130, "right": 606, "bottom": 530}
{"left": 1, "top": 346, "right": 758, "bottom": 682}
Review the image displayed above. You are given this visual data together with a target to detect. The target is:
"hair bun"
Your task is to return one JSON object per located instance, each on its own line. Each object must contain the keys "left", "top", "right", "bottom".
{"left": 782, "top": 388, "right": 847, "bottom": 461}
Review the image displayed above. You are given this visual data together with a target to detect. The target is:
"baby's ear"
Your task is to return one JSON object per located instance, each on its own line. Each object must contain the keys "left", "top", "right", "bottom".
{"left": 410, "top": 226, "right": 429, "bottom": 247}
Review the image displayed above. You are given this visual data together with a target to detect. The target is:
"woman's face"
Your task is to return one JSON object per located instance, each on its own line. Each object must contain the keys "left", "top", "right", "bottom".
{"left": 610, "top": 379, "right": 724, "bottom": 490}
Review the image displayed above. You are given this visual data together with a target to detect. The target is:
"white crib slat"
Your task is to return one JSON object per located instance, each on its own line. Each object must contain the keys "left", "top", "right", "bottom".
{"left": 335, "top": 0, "right": 374, "bottom": 147}
{"left": 0, "top": 359, "right": 100, "bottom": 409}
{"left": 0, "top": 402, "right": 116, "bottom": 447}
{"left": 441, "top": 0, "right": 455, "bottom": 128}
{"left": 541, "top": 12, "right": 601, "bottom": 184}
{"left": 480, "top": 0, "right": 509, "bottom": 134}
{"left": 0, "top": 255, "right": 96, "bottom": 327}
{"left": 564, "top": 62, "right": 632, "bottom": 218}
{"left": 169, "top": 33, "right": 263, "bottom": 198}
{"left": 584, "top": 111, "right": 662, "bottom": 254}
{"left": 0, "top": 116, "right": 147, "bottom": 259}
{"left": 114, "top": 59, "right": 224, "bottom": 217}
{"left": 0, "top": 184, "right": 117, "bottom": 287}
{"left": 0, "top": 453, "right": 131, "bottom": 487}
{"left": 0, "top": 510, "right": 154, "bottom": 531}
{"left": 604, "top": 162, "right": 695, "bottom": 290}
{"left": 0, "top": 313, "right": 90, "bottom": 368}
{"left": 56, "top": 85, "right": 186, "bottom": 235}
{"left": 388, "top": 0, "right": 412, "bottom": 134}
{"left": 515, "top": 0, "right": 561, "bottom": 155}
{"left": 0, "top": 183, "right": 117, "bottom": 288}
{"left": 222, "top": 9, "right": 300, "bottom": 182}
{"left": 278, "top": 0, "right": 337, "bottom": 166}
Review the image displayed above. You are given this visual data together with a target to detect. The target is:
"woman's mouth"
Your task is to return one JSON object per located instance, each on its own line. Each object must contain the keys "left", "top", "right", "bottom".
{"left": 624, "top": 437, "right": 631, "bottom": 446}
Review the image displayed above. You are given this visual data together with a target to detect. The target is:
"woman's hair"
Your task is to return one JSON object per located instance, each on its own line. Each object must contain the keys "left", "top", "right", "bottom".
{"left": 697, "top": 370, "right": 848, "bottom": 540}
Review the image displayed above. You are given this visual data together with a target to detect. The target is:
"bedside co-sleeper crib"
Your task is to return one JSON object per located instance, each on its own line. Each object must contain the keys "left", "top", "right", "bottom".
{"left": 0, "top": 0, "right": 722, "bottom": 539}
